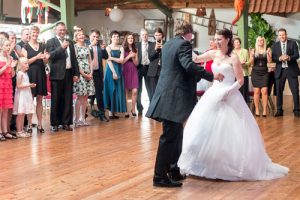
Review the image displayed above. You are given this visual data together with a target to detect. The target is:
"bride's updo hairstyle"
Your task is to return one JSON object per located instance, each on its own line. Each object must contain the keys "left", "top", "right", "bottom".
{"left": 216, "top": 29, "right": 234, "bottom": 56}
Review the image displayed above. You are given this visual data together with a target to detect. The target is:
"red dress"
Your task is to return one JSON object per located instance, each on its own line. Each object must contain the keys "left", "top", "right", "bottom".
{"left": 0, "top": 61, "right": 13, "bottom": 109}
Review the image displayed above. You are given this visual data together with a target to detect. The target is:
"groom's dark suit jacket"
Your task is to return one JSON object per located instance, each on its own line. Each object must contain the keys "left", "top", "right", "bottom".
{"left": 146, "top": 36, "right": 213, "bottom": 124}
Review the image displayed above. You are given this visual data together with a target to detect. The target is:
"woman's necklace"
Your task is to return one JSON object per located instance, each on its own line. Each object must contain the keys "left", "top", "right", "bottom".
{"left": 215, "top": 52, "right": 227, "bottom": 66}
{"left": 30, "top": 42, "right": 39, "bottom": 51}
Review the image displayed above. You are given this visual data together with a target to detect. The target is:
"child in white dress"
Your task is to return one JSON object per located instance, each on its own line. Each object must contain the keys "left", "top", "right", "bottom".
{"left": 13, "top": 57, "right": 36, "bottom": 137}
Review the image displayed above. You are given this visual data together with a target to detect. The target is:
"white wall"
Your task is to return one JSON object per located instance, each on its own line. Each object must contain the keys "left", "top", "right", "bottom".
{"left": 75, "top": 9, "right": 165, "bottom": 38}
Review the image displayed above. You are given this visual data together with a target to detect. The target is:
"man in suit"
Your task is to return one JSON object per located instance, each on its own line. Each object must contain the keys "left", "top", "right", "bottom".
{"left": 137, "top": 29, "right": 151, "bottom": 115}
{"left": 146, "top": 20, "right": 223, "bottom": 187}
{"left": 147, "top": 27, "right": 164, "bottom": 101}
{"left": 271, "top": 28, "right": 299, "bottom": 117}
{"left": 46, "top": 22, "right": 80, "bottom": 132}
{"left": 88, "top": 29, "right": 109, "bottom": 122}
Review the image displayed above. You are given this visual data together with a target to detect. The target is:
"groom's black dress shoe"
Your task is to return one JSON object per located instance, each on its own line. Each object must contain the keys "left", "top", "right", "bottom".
{"left": 63, "top": 125, "right": 73, "bottom": 131}
{"left": 274, "top": 110, "right": 283, "bottom": 117}
{"left": 169, "top": 173, "right": 187, "bottom": 181}
{"left": 153, "top": 177, "right": 182, "bottom": 187}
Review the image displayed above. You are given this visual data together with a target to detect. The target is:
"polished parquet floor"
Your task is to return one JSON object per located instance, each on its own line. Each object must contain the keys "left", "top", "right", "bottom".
{"left": 0, "top": 96, "right": 299, "bottom": 200}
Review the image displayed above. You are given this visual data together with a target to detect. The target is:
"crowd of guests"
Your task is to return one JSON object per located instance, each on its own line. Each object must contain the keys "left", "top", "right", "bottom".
{"left": 0, "top": 23, "right": 299, "bottom": 142}
{"left": 0, "top": 22, "right": 165, "bottom": 141}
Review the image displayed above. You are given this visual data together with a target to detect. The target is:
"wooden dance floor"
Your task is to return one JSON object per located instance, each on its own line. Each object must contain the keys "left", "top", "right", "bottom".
{"left": 0, "top": 96, "right": 299, "bottom": 200}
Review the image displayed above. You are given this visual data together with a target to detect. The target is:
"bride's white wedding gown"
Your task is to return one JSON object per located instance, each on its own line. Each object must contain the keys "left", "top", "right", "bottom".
{"left": 177, "top": 63, "right": 289, "bottom": 181}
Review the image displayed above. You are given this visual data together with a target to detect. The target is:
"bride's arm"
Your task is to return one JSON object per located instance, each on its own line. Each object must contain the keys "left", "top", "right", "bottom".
{"left": 194, "top": 50, "right": 216, "bottom": 63}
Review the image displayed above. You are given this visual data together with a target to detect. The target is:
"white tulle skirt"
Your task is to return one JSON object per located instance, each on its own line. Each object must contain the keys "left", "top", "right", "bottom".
{"left": 178, "top": 81, "right": 289, "bottom": 181}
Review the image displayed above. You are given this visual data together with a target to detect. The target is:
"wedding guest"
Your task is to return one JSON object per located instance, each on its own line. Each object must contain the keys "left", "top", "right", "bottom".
{"left": 8, "top": 31, "right": 18, "bottom": 135}
{"left": 271, "top": 28, "right": 299, "bottom": 117}
{"left": 16, "top": 28, "right": 30, "bottom": 57}
{"left": 73, "top": 30, "right": 95, "bottom": 127}
{"left": 22, "top": 26, "right": 48, "bottom": 133}
{"left": 147, "top": 27, "right": 164, "bottom": 101}
{"left": 103, "top": 30, "right": 126, "bottom": 119}
{"left": 136, "top": 29, "right": 151, "bottom": 115}
{"left": 233, "top": 37, "right": 250, "bottom": 104}
{"left": 122, "top": 33, "right": 139, "bottom": 116}
{"left": 46, "top": 22, "right": 79, "bottom": 132}
{"left": 88, "top": 29, "right": 109, "bottom": 122}
{"left": 13, "top": 57, "right": 35, "bottom": 138}
{"left": 0, "top": 39, "right": 17, "bottom": 140}
{"left": 249, "top": 36, "right": 272, "bottom": 117}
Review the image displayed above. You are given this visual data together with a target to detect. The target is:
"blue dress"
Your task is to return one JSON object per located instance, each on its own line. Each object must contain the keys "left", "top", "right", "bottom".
{"left": 103, "top": 49, "right": 127, "bottom": 113}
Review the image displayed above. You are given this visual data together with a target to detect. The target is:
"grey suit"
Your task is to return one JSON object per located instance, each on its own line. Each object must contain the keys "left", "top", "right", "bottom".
{"left": 146, "top": 36, "right": 214, "bottom": 179}
{"left": 137, "top": 41, "right": 152, "bottom": 113}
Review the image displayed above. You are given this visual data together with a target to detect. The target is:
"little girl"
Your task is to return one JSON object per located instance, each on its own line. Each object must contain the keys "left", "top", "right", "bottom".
{"left": 13, "top": 57, "right": 36, "bottom": 137}
{"left": 0, "top": 38, "right": 17, "bottom": 141}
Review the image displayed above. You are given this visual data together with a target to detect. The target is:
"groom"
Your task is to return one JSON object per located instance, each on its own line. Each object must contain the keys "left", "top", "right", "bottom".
{"left": 146, "top": 20, "right": 223, "bottom": 187}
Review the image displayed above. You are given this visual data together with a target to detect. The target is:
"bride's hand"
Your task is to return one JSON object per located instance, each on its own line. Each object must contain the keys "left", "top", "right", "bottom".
{"left": 221, "top": 88, "right": 231, "bottom": 101}
{"left": 213, "top": 73, "right": 224, "bottom": 82}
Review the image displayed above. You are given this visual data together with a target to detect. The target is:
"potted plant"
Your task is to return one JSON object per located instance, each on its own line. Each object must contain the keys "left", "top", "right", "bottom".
{"left": 248, "top": 13, "right": 276, "bottom": 48}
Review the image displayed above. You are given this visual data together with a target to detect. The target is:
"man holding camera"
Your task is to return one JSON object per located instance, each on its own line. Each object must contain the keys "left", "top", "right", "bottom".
{"left": 147, "top": 27, "right": 164, "bottom": 101}
{"left": 88, "top": 29, "right": 109, "bottom": 122}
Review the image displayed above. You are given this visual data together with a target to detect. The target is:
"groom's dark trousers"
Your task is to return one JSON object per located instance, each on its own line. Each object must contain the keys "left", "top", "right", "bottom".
{"left": 154, "top": 120, "right": 183, "bottom": 177}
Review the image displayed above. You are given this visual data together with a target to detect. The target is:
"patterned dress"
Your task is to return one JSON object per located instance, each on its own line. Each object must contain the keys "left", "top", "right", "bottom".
{"left": 73, "top": 45, "right": 95, "bottom": 96}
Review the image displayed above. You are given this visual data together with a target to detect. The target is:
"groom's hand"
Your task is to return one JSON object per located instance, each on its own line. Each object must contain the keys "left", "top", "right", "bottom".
{"left": 213, "top": 73, "right": 224, "bottom": 82}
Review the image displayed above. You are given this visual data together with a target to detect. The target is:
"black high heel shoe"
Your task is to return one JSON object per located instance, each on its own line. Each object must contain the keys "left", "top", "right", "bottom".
{"left": 27, "top": 125, "right": 32, "bottom": 133}
{"left": 131, "top": 110, "right": 137, "bottom": 117}
{"left": 37, "top": 125, "right": 45, "bottom": 133}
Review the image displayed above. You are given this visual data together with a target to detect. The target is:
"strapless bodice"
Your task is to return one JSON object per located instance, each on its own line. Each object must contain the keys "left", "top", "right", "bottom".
{"left": 212, "top": 63, "right": 235, "bottom": 85}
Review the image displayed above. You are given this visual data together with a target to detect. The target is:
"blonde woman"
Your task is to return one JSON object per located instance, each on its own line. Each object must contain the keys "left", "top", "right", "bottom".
{"left": 250, "top": 36, "right": 272, "bottom": 117}
{"left": 73, "top": 30, "right": 95, "bottom": 126}
{"left": 22, "top": 26, "right": 48, "bottom": 133}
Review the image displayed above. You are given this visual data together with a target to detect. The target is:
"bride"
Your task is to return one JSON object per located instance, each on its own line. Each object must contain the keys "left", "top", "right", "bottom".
{"left": 177, "top": 29, "right": 289, "bottom": 181}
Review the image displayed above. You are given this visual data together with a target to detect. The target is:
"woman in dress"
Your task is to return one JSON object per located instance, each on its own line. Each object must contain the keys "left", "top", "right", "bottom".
{"left": 250, "top": 36, "right": 272, "bottom": 117}
{"left": 122, "top": 33, "right": 138, "bottom": 117}
{"left": 73, "top": 30, "right": 95, "bottom": 126}
{"left": 233, "top": 37, "right": 251, "bottom": 104}
{"left": 22, "top": 26, "right": 48, "bottom": 133}
{"left": 103, "top": 30, "right": 126, "bottom": 119}
{"left": 13, "top": 57, "right": 36, "bottom": 138}
{"left": 177, "top": 29, "right": 289, "bottom": 181}
{"left": 0, "top": 38, "right": 17, "bottom": 140}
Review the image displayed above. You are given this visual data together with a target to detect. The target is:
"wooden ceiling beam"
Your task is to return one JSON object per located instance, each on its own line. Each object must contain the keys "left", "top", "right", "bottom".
{"left": 74, "top": 2, "right": 234, "bottom": 10}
